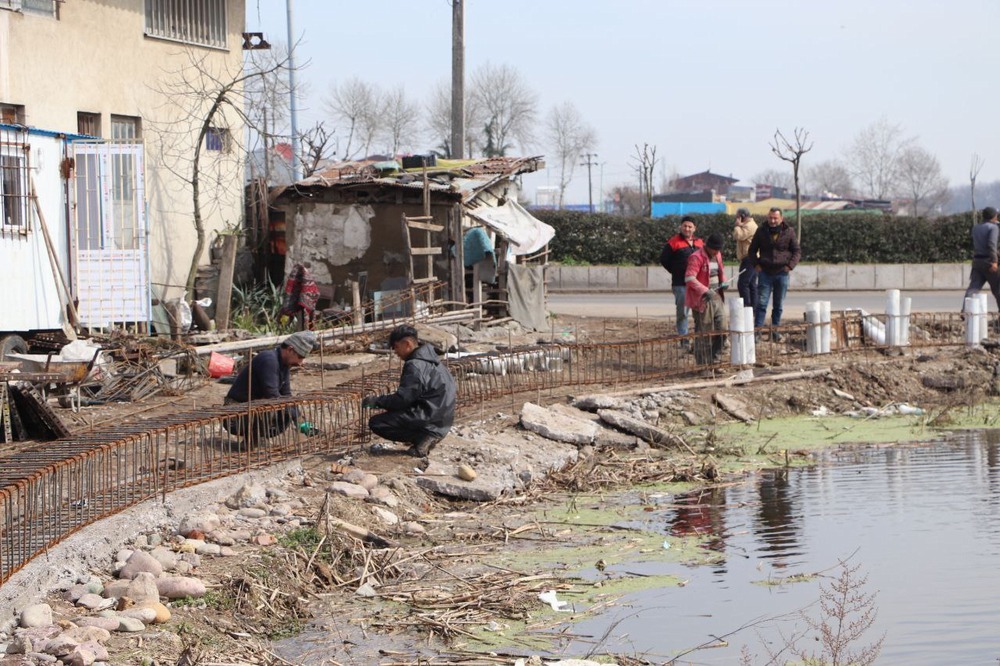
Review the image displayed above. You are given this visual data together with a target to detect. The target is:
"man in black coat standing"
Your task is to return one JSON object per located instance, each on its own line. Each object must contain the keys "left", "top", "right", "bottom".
{"left": 363, "top": 325, "right": 457, "bottom": 457}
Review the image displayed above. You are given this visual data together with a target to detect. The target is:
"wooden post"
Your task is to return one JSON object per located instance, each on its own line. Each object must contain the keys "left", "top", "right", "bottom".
{"left": 351, "top": 280, "right": 362, "bottom": 326}
{"left": 215, "top": 233, "right": 238, "bottom": 331}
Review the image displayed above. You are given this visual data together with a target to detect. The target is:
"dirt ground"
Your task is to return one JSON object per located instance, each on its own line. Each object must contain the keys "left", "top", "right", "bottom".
{"left": 7, "top": 315, "right": 1000, "bottom": 665}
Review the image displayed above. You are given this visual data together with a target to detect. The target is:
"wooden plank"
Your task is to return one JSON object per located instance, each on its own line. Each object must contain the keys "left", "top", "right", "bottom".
{"left": 405, "top": 215, "right": 434, "bottom": 222}
{"left": 410, "top": 247, "right": 441, "bottom": 256}
{"left": 412, "top": 277, "right": 438, "bottom": 284}
{"left": 405, "top": 220, "right": 444, "bottom": 232}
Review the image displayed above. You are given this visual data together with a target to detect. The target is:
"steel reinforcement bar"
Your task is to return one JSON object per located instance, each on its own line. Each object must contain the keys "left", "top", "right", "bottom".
{"left": 0, "top": 311, "right": 976, "bottom": 586}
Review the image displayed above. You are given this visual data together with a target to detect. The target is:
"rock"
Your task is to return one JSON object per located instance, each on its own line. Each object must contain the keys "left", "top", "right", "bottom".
{"left": 416, "top": 476, "right": 499, "bottom": 502}
{"left": 101, "top": 580, "right": 129, "bottom": 599}
{"left": 219, "top": 546, "right": 237, "bottom": 557}
{"left": 76, "top": 594, "right": 115, "bottom": 611}
{"left": 269, "top": 505, "right": 291, "bottom": 517}
{"left": 371, "top": 507, "right": 398, "bottom": 525}
{"left": 401, "top": 521, "right": 426, "bottom": 535}
{"left": 457, "top": 464, "right": 477, "bottom": 481}
{"left": 141, "top": 602, "right": 171, "bottom": 624}
{"left": 148, "top": 547, "right": 178, "bottom": 572}
{"left": 593, "top": 426, "right": 639, "bottom": 449}
{"left": 195, "top": 542, "right": 222, "bottom": 556}
{"left": 121, "top": 607, "right": 158, "bottom": 624}
{"left": 521, "top": 402, "right": 597, "bottom": 444}
{"left": 38, "top": 634, "right": 77, "bottom": 657}
{"left": 355, "top": 583, "right": 377, "bottom": 598}
{"left": 114, "top": 617, "right": 145, "bottom": 633}
{"left": 118, "top": 550, "right": 163, "bottom": 580}
{"left": 252, "top": 534, "right": 276, "bottom": 546}
{"left": 61, "top": 627, "right": 110, "bottom": 645}
{"left": 572, "top": 395, "right": 624, "bottom": 411}
{"left": 124, "top": 572, "right": 160, "bottom": 605}
{"left": 155, "top": 577, "right": 206, "bottom": 600}
{"left": 147, "top": 533, "right": 163, "bottom": 548}
{"left": 174, "top": 561, "right": 194, "bottom": 575}
{"left": 63, "top": 585, "right": 89, "bottom": 603}
{"left": 237, "top": 507, "right": 267, "bottom": 519}
{"left": 206, "top": 530, "right": 236, "bottom": 546}
{"left": 922, "top": 374, "right": 966, "bottom": 390}
{"left": 73, "top": 618, "right": 118, "bottom": 633}
{"left": 357, "top": 473, "right": 379, "bottom": 490}
{"left": 19, "top": 604, "right": 52, "bottom": 629}
{"left": 178, "top": 513, "right": 221, "bottom": 536}
{"left": 5, "top": 635, "right": 31, "bottom": 654}
{"left": 326, "top": 481, "right": 369, "bottom": 498}
{"left": 266, "top": 486, "right": 290, "bottom": 501}
{"left": 225, "top": 483, "right": 267, "bottom": 509}
{"left": 712, "top": 392, "right": 755, "bottom": 423}
{"left": 413, "top": 323, "right": 458, "bottom": 354}
{"left": 339, "top": 469, "right": 367, "bottom": 485}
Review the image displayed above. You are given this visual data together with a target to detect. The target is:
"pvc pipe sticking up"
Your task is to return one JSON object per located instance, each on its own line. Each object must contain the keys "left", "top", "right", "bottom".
{"left": 819, "top": 301, "right": 831, "bottom": 353}
{"left": 978, "top": 293, "right": 989, "bottom": 342}
{"left": 965, "top": 297, "right": 981, "bottom": 346}
{"left": 885, "top": 289, "right": 900, "bottom": 347}
{"left": 805, "top": 302, "right": 821, "bottom": 354}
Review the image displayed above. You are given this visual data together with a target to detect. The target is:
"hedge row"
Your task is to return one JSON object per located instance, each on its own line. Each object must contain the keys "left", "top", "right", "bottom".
{"left": 534, "top": 211, "right": 976, "bottom": 265}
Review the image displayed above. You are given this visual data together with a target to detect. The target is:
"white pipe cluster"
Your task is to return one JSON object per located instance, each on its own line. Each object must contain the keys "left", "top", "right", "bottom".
{"left": 965, "top": 293, "right": 989, "bottom": 346}
{"left": 728, "top": 298, "right": 756, "bottom": 365}
{"left": 804, "top": 301, "right": 832, "bottom": 354}
{"left": 884, "top": 290, "right": 911, "bottom": 347}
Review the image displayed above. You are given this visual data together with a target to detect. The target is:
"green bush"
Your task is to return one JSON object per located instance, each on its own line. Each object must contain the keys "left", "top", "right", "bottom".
{"left": 535, "top": 211, "right": 974, "bottom": 265}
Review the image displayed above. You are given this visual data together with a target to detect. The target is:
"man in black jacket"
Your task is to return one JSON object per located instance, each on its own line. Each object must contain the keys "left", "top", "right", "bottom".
{"left": 659, "top": 216, "right": 703, "bottom": 341}
{"left": 747, "top": 207, "right": 801, "bottom": 338}
{"left": 224, "top": 330, "right": 316, "bottom": 443}
{"left": 363, "top": 325, "right": 457, "bottom": 457}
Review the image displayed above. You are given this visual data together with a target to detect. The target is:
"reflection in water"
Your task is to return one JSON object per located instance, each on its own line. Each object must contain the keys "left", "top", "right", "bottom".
{"left": 753, "top": 469, "right": 803, "bottom": 568}
{"left": 669, "top": 486, "right": 727, "bottom": 553}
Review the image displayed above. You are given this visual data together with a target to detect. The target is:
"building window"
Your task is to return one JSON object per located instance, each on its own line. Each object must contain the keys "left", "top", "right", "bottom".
{"left": 0, "top": 153, "right": 28, "bottom": 229}
{"left": 78, "top": 112, "right": 102, "bottom": 137}
{"left": 110, "top": 115, "right": 142, "bottom": 140}
{"left": 0, "top": 0, "right": 57, "bottom": 17}
{"left": 205, "top": 127, "right": 230, "bottom": 152}
{"left": 0, "top": 104, "right": 25, "bottom": 125}
{"left": 145, "top": 0, "right": 227, "bottom": 49}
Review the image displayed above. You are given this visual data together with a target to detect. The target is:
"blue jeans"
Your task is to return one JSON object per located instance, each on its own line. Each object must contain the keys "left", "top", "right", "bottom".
{"left": 755, "top": 271, "right": 790, "bottom": 328}
{"left": 672, "top": 286, "right": 690, "bottom": 335}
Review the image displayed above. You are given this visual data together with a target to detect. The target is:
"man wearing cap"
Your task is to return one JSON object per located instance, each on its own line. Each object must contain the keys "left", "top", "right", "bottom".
{"left": 732, "top": 207, "right": 758, "bottom": 310}
{"left": 747, "top": 207, "right": 801, "bottom": 340}
{"left": 223, "top": 330, "right": 316, "bottom": 442}
{"left": 962, "top": 206, "right": 1000, "bottom": 311}
{"left": 685, "top": 232, "right": 727, "bottom": 365}
{"left": 660, "top": 216, "right": 704, "bottom": 345}
{"left": 363, "top": 325, "right": 457, "bottom": 457}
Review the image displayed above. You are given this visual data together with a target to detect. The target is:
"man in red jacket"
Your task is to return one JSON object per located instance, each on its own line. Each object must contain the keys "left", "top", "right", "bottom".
{"left": 685, "top": 232, "right": 727, "bottom": 365}
{"left": 660, "top": 216, "right": 704, "bottom": 345}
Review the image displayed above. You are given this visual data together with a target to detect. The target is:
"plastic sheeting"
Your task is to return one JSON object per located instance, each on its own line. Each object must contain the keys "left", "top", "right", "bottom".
{"left": 507, "top": 264, "right": 547, "bottom": 331}
{"left": 467, "top": 200, "right": 555, "bottom": 255}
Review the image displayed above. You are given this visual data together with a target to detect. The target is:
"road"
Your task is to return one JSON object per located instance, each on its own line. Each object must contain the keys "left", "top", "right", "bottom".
{"left": 548, "top": 290, "right": 992, "bottom": 319}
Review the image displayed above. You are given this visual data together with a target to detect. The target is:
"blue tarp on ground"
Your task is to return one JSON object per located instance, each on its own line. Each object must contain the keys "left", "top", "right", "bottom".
{"left": 651, "top": 201, "right": 726, "bottom": 218}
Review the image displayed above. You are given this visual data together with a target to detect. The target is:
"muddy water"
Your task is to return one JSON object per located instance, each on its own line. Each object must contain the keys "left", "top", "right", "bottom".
{"left": 568, "top": 429, "right": 1000, "bottom": 664}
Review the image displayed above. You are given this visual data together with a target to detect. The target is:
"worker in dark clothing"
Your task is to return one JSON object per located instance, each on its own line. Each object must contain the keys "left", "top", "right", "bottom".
{"left": 963, "top": 206, "right": 1000, "bottom": 311}
{"left": 223, "top": 330, "right": 316, "bottom": 443}
{"left": 363, "top": 325, "right": 457, "bottom": 457}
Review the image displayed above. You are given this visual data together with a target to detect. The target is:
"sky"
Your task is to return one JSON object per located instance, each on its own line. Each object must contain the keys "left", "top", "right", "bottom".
{"left": 245, "top": 0, "right": 1000, "bottom": 206}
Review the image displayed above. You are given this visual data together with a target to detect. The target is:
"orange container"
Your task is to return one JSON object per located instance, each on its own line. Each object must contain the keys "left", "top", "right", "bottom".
{"left": 208, "top": 352, "right": 236, "bottom": 378}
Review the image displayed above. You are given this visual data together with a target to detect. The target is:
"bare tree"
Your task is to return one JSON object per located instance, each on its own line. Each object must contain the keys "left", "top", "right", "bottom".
{"left": 629, "top": 143, "right": 658, "bottom": 215}
{"left": 608, "top": 184, "right": 646, "bottom": 215}
{"left": 545, "top": 102, "right": 597, "bottom": 208}
{"left": 771, "top": 128, "right": 813, "bottom": 240}
{"left": 148, "top": 47, "right": 293, "bottom": 299}
{"left": 970, "top": 153, "right": 985, "bottom": 220}
{"left": 324, "top": 78, "right": 383, "bottom": 160}
{"left": 380, "top": 85, "right": 421, "bottom": 155}
{"left": 751, "top": 168, "right": 796, "bottom": 192}
{"left": 469, "top": 62, "right": 538, "bottom": 156}
{"left": 897, "top": 145, "right": 949, "bottom": 216}
{"left": 299, "top": 122, "right": 336, "bottom": 177}
{"left": 425, "top": 78, "right": 485, "bottom": 158}
{"left": 806, "top": 159, "right": 855, "bottom": 198}
{"left": 845, "top": 117, "right": 913, "bottom": 199}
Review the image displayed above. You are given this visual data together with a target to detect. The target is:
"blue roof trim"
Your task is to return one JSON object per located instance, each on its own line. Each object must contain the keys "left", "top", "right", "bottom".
{"left": 0, "top": 123, "right": 94, "bottom": 141}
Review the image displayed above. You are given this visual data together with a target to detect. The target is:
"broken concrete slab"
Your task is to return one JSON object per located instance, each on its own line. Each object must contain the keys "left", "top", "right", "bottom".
{"left": 572, "top": 395, "right": 625, "bottom": 412}
{"left": 519, "top": 402, "right": 597, "bottom": 446}
{"left": 712, "top": 392, "right": 754, "bottom": 423}
{"left": 307, "top": 353, "right": 378, "bottom": 370}
{"left": 548, "top": 402, "right": 601, "bottom": 423}
{"left": 597, "top": 409, "right": 691, "bottom": 451}
{"left": 416, "top": 432, "right": 577, "bottom": 502}
{"left": 414, "top": 324, "right": 459, "bottom": 353}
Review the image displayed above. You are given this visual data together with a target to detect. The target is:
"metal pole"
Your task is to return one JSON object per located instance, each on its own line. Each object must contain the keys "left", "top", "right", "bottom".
{"left": 286, "top": 0, "right": 302, "bottom": 181}
{"left": 450, "top": 0, "right": 465, "bottom": 159}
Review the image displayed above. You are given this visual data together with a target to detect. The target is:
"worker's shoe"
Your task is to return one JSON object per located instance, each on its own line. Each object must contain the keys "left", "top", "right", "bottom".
{"left": 409, "top": 434, "right": 441, "bottom": 458}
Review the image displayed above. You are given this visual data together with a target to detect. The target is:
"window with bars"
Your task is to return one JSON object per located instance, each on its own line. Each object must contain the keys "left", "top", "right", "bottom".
{"left": 0, "top": 153, "right": 28, "bottom": 230}
{"left": 110, "top": 115, "right": 141, "bottom": 140}
{"left": 0, "top": 0, "right": 58, "bottom": 17}
{"left": 144, "top": 0, "right": 227, "bottom": 49}
{"left": 1, "top": 104, "right": 25, "bottom": 125}
{"left": 206, "top": 127, "right": 230, "bottom": 153}
{"left": 78, "top": 112, "right": 101, "bottom": 138}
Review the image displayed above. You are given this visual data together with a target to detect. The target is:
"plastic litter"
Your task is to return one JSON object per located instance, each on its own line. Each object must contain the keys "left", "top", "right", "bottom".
{"left": 538, "top": 589, "right": 571, "bottom": 612}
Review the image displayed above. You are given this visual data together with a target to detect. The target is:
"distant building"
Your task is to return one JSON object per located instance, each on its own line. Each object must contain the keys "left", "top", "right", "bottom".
{"left": 727, "top": 185, "right": 755, "bottom": 202}
{"left": 755, "top": 183, "right": 790, "bottom": 200}
{"left": 669, "top": 170, "right": 739, "bottom": 194}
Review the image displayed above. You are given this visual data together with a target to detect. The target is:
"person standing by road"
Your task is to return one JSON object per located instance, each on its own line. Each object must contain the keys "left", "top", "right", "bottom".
{"left": 685, "top": 232, "right": 727, "bottom": 365}
{"left": 732, "top": 207, "right": 758, "bottom": 310}
{"left": 747, "top": 207, "right": 801, "bottom": 340}
{"left": 660, "top": 216, "right": 704, "bottom": 345}
{"left": 963, "top": 206, "right": 1000, "bottom": 312}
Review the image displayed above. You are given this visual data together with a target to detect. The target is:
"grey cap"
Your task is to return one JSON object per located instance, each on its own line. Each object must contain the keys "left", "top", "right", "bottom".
{"left": 736, "top": 207, "right": 751, "bottom": 218}
{"left": 283, "top": 330, "right": 316, "bottom": 357}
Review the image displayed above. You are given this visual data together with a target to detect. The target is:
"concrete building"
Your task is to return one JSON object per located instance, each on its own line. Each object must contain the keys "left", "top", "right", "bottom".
{"left": 0, "top": 0, "right": 246, "bottom": 336}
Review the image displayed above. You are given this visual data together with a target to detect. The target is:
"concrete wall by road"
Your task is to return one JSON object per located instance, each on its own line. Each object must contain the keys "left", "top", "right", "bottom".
{"left": 548, "top": 264, "right": 970, "bottom": 291}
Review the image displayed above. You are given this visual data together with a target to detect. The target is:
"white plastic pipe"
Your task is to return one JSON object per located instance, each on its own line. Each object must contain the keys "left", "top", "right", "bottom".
{"left": 978, "top": 293, "right": 989, "bottom": 342}
{"left": 744, "top": 306, "right": 756, "bottom": 364}
{"left": 856, "top": 308, "right": 886, "bottom": 345}
{"left": 900, "top": 297, "right": 911, "bottom": 346}
{"left": 819, "top": 300, "right": 832, "bottom": 353}
{"left": 885, "top": 289, "right": 900, "bottom": 347}
{"left": 728, "top": 297, "right": 745, "bottom": 365}
{"left": 805, "top": 302, "right": 821, "bottom": 354}
{"left": 966, "top": 297, "right": 981, "bottom": 346}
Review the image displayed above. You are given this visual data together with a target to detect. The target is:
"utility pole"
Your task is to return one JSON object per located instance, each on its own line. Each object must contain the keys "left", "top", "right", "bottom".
{"left": 450, "top": 1, "right": 465, "bottom": 159}
{"left": 581, "top": 152, "right": 598, "bottom": 213}
{"left": 286, "top": 0, "right": 301, "bottom": 181}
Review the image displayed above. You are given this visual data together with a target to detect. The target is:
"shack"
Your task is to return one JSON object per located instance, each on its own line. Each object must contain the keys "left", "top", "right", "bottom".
{"left": 261, "top": 156, "right": 554, "bottom": 330}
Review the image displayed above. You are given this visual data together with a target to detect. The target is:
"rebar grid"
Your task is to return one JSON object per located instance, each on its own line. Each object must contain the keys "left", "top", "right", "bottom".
{"left": 0, "top": 310, "right": 976, "bottom": 585}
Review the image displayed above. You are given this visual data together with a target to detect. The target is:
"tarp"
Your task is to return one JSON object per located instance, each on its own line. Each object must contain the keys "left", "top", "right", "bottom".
{"left": 467, "top": 200, "right": 555, "bottom": 256}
